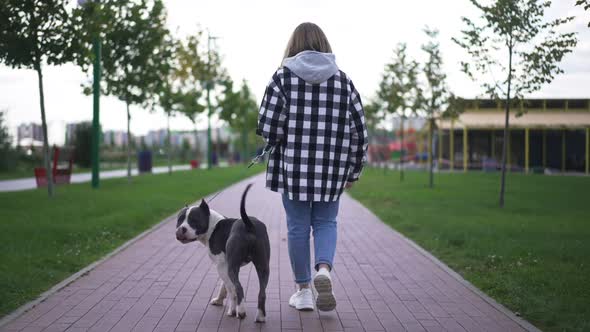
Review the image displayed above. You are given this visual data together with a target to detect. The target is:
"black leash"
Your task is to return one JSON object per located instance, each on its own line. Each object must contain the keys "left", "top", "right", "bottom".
{"left": 206, "top": 144, "right": 274, "bottom": 205}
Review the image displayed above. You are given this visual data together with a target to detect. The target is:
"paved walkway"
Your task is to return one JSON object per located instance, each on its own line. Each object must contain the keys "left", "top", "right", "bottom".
{"left": 0, "top": 175, "right": 534, "bottom": 332}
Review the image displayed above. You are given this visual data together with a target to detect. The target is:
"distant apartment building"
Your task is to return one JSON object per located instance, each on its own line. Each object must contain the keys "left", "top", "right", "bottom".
{"left": 103, "top": 130, "right": 128, "bottom": 147}
{"left": 17, "top": 123, "right": 44, "bottom": 146}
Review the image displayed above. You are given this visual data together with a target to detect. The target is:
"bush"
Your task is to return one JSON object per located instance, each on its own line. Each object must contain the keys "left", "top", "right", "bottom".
{"left": 73, "top": 122, "right": 93, "bottom": 168}
{"left": 0, "top": 109, "right": 18, "bottom": 171}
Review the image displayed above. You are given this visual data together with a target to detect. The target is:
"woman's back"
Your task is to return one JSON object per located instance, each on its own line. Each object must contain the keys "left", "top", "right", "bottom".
{"left": 258, "top": 50, "right": 367, "bottom": 201}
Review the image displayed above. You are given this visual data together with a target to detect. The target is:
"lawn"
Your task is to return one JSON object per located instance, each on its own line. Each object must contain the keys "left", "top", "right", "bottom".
{"left": 0, "top": 166, "right": 260, "bottom": 317}
{"left": 348, "top": 168, "right": 590, "bottom": 332}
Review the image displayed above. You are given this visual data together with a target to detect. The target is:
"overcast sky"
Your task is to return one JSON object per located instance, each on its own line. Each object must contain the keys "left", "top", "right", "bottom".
{"left": 1, "top": 0, "right": 588, "bottom": 144}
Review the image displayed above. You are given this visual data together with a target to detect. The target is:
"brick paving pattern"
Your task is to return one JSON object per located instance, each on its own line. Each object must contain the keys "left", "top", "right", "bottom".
{"left": 1, "top": 175, "right": 531, "bottom": 332}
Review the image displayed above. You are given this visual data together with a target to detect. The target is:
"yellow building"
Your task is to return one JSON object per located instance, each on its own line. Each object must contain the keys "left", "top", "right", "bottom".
{"left": 436, "top": 99, "right": 590, "bottom": 174}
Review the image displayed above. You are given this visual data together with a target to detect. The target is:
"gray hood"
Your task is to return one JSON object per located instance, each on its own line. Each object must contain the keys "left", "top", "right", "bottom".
{"left": 282, "top": 50, "right": 339, "bottom": 84}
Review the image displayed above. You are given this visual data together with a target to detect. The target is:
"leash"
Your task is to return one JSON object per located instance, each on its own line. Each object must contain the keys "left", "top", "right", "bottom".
{"left": 206, "top": 144, "right": 274, "bottom": 205}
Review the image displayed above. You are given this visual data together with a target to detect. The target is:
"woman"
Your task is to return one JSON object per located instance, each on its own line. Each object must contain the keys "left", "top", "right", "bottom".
{"left": 257, "top": 22, "right": 368, "bottom": 312}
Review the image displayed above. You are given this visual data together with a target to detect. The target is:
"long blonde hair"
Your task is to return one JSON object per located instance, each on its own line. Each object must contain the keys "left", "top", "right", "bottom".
{"left": 283, "top": 23, "right": 332, "bottom": 61}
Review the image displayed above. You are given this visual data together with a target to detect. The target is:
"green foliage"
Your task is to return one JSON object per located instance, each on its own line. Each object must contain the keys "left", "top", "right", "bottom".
{"left": 577, "top": 0, "right": 590, "bottom": 27}
{"left": 419, "top": 27, "right": 455, "bottom": 120}
{"left": 217, "top": 79, "right": 258, "bottom": 157}
{"left": 174, "top": 31, "right": 225, "bottom": 123}
{"left": 453, "top": 0, "right": 578, "bottom": 106}
{"left": 72, "top": 122, "right": 93, "bottom": 168}
{"left": 0, "top": 0, "right": 77, "bottom": 70}
{"left": 74, "top": 0, "right": 169, "bottom": 107}
{"left": 0, "top": 109, "right": 11, "bottom": 148}
{"left": 0, "top": 109, "right": 18, "bottom": 171}
{"left": 377, "top": 43, "right": 421, "bottom": 120}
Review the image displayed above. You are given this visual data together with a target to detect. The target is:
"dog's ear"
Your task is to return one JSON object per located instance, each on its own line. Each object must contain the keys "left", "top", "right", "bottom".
{"left": 200, "top": 199, "right": 210, "bottom": 216}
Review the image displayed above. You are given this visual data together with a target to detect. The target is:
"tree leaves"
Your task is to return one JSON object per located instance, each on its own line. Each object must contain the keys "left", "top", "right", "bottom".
{"left": 0, "top": 0, "right": 77, "bottom": 69}
{"left": 453, "top": 0, "right": 577, "bottom": 109}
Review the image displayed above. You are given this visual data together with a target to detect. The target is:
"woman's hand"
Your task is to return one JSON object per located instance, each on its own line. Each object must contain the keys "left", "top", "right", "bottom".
{"left": 345, "top": 182, "right": 354, "bottom": 190}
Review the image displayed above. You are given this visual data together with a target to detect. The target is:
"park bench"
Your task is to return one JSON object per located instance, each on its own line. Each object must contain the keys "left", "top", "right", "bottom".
{"left": 34, "top": 146, "right": 73, "bottom": 188}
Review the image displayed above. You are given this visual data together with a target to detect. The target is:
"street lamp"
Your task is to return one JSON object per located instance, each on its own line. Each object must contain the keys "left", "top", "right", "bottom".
{"left": 78, "top": 0, "right": 101, "bottom": 188}
{"left": 206, "top": 31, "right": 219, "bottom": 170}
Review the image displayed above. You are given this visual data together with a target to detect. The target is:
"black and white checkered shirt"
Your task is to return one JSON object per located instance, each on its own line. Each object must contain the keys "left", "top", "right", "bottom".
{"left": 257, "top": 67, "right": 368, "bottom": 202}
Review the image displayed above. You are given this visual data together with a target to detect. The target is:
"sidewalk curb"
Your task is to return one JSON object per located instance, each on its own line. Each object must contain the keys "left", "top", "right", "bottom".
{"left": 349, "top": 194, "right": 542, "bottom": 332}
{"left": 0, "top": 174, "right": 260, "bottom": 329}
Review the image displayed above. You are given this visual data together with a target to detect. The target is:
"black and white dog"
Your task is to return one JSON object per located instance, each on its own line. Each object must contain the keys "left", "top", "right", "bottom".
{"left": 175, "top": 184, "right": 270, "bottom": 322}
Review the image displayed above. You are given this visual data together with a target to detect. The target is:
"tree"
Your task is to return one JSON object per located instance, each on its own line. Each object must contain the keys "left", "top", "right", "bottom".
{"left": 73, "top": 122, "right": 93, "bottom": 168}
{"left": 74, "top": 0, "right": 169, "bottom": 181}
{"left": 577, "top": 0, "right": 590, "bottom": 27}
{"left": 175, "top": 32, "right": 208, "bottom": 162}
{"left": 453, "top": 0, "right": 577, "bottom": 207}
{"left": 151, "top": 31, "right": 178, "bottom": 175}
{"left": 0, "top": 109, "right": 18, "bottom": 171}
{"left": 175, "top": 31, "right": 226, "bottom": 167}
{"left": 218, "top": 79, "right": 258, "bottom": 162}
{"left": 419, "top": 27, "right": 464, "bottom": 188}
{"left": 0, "top": 0, "right": 78, "bottom": 196}
{"left": 377, "top": 43, "right": 420, "bottom": 181}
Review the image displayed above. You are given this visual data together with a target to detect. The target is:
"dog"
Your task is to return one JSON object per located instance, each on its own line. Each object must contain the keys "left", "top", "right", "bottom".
{"left": 175, "top": 184, "right": 270, "bottom": 322}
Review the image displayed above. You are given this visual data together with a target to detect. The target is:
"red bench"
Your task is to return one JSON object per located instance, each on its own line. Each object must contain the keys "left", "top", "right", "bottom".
{"left": 34, "top": 146, "right": 73, "bottom": 188}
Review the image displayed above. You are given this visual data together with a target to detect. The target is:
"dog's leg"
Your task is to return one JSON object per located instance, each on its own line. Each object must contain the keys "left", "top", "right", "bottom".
{"left": 228, "top": 265, "right": 246, "bottom": 319}
{"left": 254, "top": 261, "right": 269, "bottom": 323}
{"left": 210, "top": 282, "right": 227, "bottom": 306}
{"left": 215, "top": 261, "right": 236, "bottom": 316}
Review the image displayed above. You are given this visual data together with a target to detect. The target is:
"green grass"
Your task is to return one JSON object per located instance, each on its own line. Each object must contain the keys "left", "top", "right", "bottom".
{"left": 0, "top": 166, "right": 260, "bottom": 317}
{"left": 348, "top": 168, "right": 590, "bottom": 332}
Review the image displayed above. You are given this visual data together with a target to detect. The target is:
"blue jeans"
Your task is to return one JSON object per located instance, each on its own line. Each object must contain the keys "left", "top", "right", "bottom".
{"left": 281, "top": 195, "right": 339, "bottom": 284}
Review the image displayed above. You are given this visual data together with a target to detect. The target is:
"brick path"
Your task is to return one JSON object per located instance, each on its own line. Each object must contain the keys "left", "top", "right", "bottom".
{"left": 1, "top": 175, "right": 534, "bottom": 332}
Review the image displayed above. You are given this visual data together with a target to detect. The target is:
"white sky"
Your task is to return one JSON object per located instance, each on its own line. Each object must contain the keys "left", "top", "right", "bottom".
{"left": 1, "top": 0, "right": 588, "bottom": 144}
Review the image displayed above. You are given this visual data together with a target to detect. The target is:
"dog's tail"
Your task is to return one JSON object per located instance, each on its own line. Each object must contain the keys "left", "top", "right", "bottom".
{"left": 240, "top": 183, "right": 255, "bottom": 233}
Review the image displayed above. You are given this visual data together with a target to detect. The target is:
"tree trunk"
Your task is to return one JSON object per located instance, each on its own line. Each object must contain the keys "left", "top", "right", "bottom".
{"left": 126, "top": 101, "right": 132, "bottom": 181}
{"left": 167, "top": 112, "right": 172, "bottom": 175}
{"left": 36, "top": 64, "right": 54, "bottom": 197}
{"left": 216, "top": 126, "right": 221, "bottom": 165}
{"left": 242, "top": 126, "right": 248, "bottom": 164}
{"left": 499, "top": 44, "right": 513, "bottom": 208}
{"left": 194, "top": 121, "right": 199, "bottom": 164}
{"left": 429, "top": 118, "right": 435, "bottom": 188}
{"left": 400, "top": 116, "right": 405, "bottom": 182}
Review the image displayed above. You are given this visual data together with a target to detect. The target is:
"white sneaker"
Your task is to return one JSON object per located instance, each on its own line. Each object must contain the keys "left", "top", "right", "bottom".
{"left": 313, "top": 268, "right": 336, "bottom": 311}
{"left": 289, "top": 288, "right": 314, "bottom": 311}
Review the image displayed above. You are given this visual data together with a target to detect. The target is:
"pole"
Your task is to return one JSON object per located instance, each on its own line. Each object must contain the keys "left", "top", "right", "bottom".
{"left": 437, "top": 125, "right": 442, "bottom": 170}
{"left": 428, "top": 118, "right": 434, "bottom": 188}
{"left": 449, "top": 119, "right": 455, "bottom": 171}
{"left": 400, "top": 116, "right": 404, "bottom": 182}
{"left": 463, "top": 126, "right": 468, "bottom": 172}
{"left": 525, "top": 128, "right": 529, "bottom": 174}
{"left": 542, "top": 129, "right": 547, "bottom": 169}
{"left": 206, "top": 33, "right": 212, "bottom": 170}
{"left": 562, "top": 129, "right": 566, "bottom": 173}
{"left": 499, "top": 40, "right": 513, "bottom": 208}
{"left": 586, "top": 127, "right": 589, "bottom": 175}
{"left": 91, "top": 36, "right": 101, "bottom": 188}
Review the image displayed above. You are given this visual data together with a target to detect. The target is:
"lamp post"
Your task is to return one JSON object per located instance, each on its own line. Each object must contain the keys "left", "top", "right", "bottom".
{"left": 206, "top": 31, "right": 218, "bottom": 170}
{"left": 78, "top": 0, "right": 101, "bottom": 188}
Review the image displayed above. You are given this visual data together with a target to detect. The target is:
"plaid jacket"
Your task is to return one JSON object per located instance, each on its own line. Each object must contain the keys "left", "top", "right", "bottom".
{"left": 257, "top": 67, "right": 368, "bottom": 201}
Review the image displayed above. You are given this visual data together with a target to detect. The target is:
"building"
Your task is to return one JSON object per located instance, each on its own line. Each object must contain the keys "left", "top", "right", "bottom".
{"left": 17, "top": 123, "right": 44, "bottom": 146}
{"left": 103, "top": 130, "right": 128, "bottom": 147}
{"left": 436, "top": 98, "right": 590, "bottom": 174}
